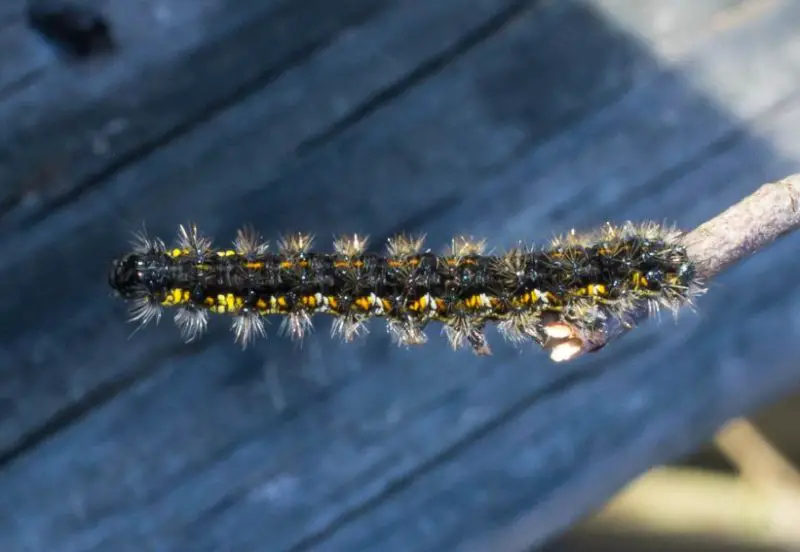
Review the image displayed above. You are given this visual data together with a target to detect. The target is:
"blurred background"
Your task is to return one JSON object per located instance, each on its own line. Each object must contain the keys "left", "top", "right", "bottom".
{"left": 2, "top": 0, "right": 800, "bottom": 550}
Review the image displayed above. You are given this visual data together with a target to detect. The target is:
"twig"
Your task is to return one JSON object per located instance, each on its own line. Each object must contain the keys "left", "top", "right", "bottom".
{"left": 547, "top": 174, "right": 800, "bottom": 361}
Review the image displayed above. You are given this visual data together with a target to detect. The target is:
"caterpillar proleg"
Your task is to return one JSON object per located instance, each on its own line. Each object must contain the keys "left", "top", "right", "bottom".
{"left": 108, "top": 222, "right": 703, "bottom": 357}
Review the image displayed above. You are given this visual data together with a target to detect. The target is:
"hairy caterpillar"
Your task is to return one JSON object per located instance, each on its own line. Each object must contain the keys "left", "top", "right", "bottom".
{"left": 108, "top": 223, "right": 703, "bottom": 356}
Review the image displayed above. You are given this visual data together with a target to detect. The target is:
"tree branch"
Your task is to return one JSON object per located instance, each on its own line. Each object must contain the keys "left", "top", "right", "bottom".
{"left": 547, "top": 173, "right": 800, "bottom": 361}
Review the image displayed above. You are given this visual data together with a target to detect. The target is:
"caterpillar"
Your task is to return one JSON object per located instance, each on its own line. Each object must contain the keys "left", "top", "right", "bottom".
{"left": 107, "top": 222, "right": 703, "bottom": 356}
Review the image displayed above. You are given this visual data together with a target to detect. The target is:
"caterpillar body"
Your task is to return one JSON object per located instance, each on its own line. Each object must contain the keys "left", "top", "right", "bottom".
{"left": 108, "top": 223, "right": 703, "bottom": 356}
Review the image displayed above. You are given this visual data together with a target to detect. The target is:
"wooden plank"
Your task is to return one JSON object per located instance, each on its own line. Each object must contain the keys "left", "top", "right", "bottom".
{"left": 1, "top": 2, "right": 794, "bottom": 552}
{"left": 0, "top": 0, "right": 387, "bottom": 230}
{"left": 0, "top": 0, "right": 237, "bottom": 95}
{"left": 0, "top": 0, "right": 536, "bottom": 461}
{"left": 134, "top": 1, "right": 800, "bottom": 550}
{"left": 0, "top": 0, "right": 655, "bottom": 549}
{"left": 292, "top": 8, "right": 800, "bottom": 552}
{"left": 0, "top": 23, "right": 51, "bottom": 97}
{"left": 420, "top": 117, "right": 800, "bottom": 552}
{"left": 0, "top": 0, "right": 25, "bottom": 26}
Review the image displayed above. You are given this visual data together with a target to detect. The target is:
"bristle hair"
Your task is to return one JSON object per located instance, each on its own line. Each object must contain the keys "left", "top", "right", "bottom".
{"left": 234, "top": 225, "right": 269, "bottom": 257}
{"left": 177, "top": 223, "right": 212, "bottom": 255}
{"left": 386, "top": 233, "right": 426, "bottom": 257}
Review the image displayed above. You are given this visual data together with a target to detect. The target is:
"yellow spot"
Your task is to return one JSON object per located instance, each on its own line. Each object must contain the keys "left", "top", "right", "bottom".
{"left": 280, "top": 261, "right": 292, "bottom": 269}
{"left": 216, "top": 250, "right": 237, "bottom": 257}
{"left": 256, "top": 298, "right": 268, "bottom": 310}
{"left": 302, "top": 295, "right": 318, "bottom": 308}
{"left": 245, "top": 262, "right": 264, "bottom": 269}
{"left": 170, "top": 248, "right": 183, "bottom": 258}
{"left": 382, "top": 298, "right": 392, "bottom": 311}
{"left": 521, "top": 290, "right": 544, "bottom": 305}
{"left": 277, "top": 295, "right": 288, "bottom": 309}
{"left": 225, "top": 294, "right": 235, "bottom": 311}
{"left": 419, "top": 295, "right": 429, "bottom": 310}
{"left": 204, "top": 297, "right": 215, "bottom": 306}
{"left": 575, "top": 284, "right": 608, "bottom": 297}
{"left": 161, "top": 287, "right": 190, "bottom": 306}
{"left": 355, "top": 296, "right": 371, "bottom": 311}
{"left": 328, "top": 296, "right": 338, "bottom": 309}
{"left": 631, "top": 272, "right": 648, "bottom": 288}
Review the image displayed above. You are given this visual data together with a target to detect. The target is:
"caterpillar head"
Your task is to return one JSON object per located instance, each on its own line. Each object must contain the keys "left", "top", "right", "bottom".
{"left": 109, "top": 253, "right": 143, "bottom": 298}
{"left": 108, "top": 252, "right": 172, "bottom": 299}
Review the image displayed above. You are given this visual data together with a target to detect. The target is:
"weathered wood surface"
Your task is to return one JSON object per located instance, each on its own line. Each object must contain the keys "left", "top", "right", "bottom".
{"left": 2, "top": 0, "right": 800, "bottom": 551}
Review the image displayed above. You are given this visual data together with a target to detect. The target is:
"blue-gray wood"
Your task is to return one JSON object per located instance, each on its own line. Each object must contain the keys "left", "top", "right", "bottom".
{"left": 1, "top": 0, "right": 799, "bottom": 551}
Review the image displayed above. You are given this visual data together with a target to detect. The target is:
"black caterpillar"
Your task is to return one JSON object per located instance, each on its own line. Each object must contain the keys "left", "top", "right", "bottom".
{"left": 108, "top": 223, "right": 703, "bottom": 356}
